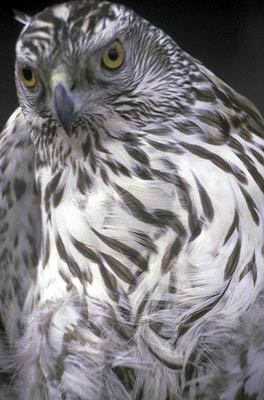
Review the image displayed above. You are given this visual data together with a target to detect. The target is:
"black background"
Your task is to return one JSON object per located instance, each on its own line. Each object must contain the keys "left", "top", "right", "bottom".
{"left": 1, "top": 0, "right": 264, "bottom": 128}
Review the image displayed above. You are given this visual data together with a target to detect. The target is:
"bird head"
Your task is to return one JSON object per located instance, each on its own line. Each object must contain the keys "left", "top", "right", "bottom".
{"left": 15, "top": 1, "right": 195, "bottom": 165}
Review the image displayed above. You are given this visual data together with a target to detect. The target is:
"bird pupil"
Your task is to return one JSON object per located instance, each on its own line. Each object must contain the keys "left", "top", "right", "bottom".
{"left": 23, "top": 67, "right": 33, "bottom": 81}
{"left": 108, "top": 47, "right": 119, "bottom": 61}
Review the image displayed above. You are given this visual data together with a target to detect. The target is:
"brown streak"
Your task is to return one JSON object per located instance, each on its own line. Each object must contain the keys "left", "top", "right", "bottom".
{"left": 224, "top": 239, "right": 241, "bottom": 280}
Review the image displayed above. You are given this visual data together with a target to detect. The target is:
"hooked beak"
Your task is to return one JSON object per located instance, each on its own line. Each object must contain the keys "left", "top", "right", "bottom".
{"left": 53, "top": 82, "right": 76, "bottom": 136}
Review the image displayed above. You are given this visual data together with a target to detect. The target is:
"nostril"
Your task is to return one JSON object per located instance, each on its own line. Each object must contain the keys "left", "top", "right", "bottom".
{"left": 70, "top": 82, "right": 77, "bottom": 91}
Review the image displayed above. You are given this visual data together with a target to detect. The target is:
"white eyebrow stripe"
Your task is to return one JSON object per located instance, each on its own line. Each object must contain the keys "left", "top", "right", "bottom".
{"left": 23, "top": 31, "right": 52, "bottom": 40}
{"left": 31, "top": 20, "right": 54, "bottom": 29}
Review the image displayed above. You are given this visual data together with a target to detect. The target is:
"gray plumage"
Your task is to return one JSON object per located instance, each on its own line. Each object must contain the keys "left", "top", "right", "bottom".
{"left": 0, "top": 1, "right": 264, "bottom": 399}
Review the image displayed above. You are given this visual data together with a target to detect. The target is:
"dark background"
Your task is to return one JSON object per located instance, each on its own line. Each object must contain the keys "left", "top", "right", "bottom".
{"left": 1, "top": 0, "right": 264, "bottom": 128}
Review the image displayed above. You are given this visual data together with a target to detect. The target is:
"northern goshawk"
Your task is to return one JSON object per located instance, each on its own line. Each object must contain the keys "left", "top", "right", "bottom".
{"left": 0, "top": 1, "right": 264, "bottom": 399}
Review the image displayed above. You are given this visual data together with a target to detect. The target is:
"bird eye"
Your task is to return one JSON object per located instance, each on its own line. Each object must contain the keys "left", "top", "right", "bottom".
{"left": 18, "top": 65, "right": 37, "bottom": 88}
{"left": 102, "top": 41, "right": 125, "bottom": 70}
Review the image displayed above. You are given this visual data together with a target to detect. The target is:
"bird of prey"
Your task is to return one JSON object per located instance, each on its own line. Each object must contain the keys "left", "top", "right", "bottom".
{"left": 0, "top": 1, "right": 264, "bottom": 399}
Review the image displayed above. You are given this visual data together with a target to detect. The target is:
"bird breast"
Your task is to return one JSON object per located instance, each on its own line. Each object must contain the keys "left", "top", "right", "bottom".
{"left": 38, "top": 166, "right": 184, "bottom": 305}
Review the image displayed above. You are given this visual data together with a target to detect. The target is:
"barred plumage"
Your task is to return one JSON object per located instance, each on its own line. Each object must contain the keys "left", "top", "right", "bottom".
{"left": 1, "top": 1, "right": 264, "bottom": 399}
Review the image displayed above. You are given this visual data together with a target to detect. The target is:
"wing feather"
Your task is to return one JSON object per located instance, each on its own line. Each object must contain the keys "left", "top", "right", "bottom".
{"left": 0, "top": 108, "right": 41, "bottom": 396}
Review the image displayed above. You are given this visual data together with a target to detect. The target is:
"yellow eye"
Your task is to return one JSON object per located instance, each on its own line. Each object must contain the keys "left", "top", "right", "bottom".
{"left": 18, "top": 65, "right": 37, "bottom": 88}
{"left": 102, "top": 41, "right": 125, "bottom": 70}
